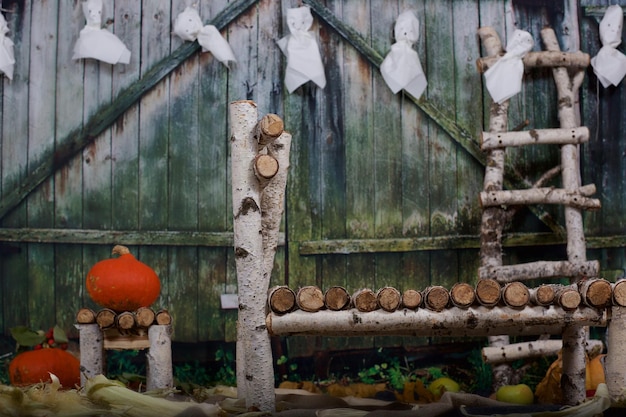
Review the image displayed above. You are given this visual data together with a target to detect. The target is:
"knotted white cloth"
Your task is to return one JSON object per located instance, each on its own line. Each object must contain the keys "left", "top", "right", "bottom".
{"left": 484, "top": 29, "right": 534, "bottom": 104}
{"left": 591, "top": 5, "right": 626, "bottom": 88}
{"left": 0, "top": 13, "right": 15, "bottom": 80}
{"left": 277, "top": 6, "right": 326, "bottom": 93}
{"left": 73, "top": 0, "right": 131, "bottom": 65}
{"left": 380, "top": 10, "right": 427, "bottom": 99}
{"left": 173, "top": 7, "right": 236, "bottom": 66}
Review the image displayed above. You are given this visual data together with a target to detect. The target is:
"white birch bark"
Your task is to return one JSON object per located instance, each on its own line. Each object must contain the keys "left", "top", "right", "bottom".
{"left": 261, "top": 131, "right": 291, "bottom": 284}
{"left": 482, "top": 338, "right": 603, "bottom": 364}
{"left": 75, "top": 323, "right": 104, "bottom": 387}
{"left": 606, "top": 306, "right": 626, "bottom": 405}
{"left": 481, "top": 126, "right": 589, "bottom": 150}
{"left": 146, "top": 325, "right": 173, "bottom": 390}
{"left": 266, "top": 306, "right": 605, "bottom": 337}
{"left": 477, "top": 26, "right": 514, "bottom": 391}
{"left": 480, "top": 186, "right": 600, "bottom": 210}
{"left": 479, "top": 260, "right": 600, "bottom": 282}
{"left": 230, "top": 100, "right": 275, "bottom": 411}
{"left": 541, "top": 27, "right": 590, "bottom": 405}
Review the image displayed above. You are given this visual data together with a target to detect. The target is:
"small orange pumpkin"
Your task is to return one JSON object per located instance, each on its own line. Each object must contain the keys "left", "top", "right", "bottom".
{"left": 9, "top": 348, "right": 80, "bottom": 388}
{"left": 86, "top": 245, "right": 161, "bottom": 312}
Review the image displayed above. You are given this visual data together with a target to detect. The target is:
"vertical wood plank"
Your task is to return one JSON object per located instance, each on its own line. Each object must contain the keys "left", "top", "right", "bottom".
{"left": 54, "top": 0, "right": 87, "bottom": 335}
{"left": 397, "top": 0, "right": 431, "bottom": 348}
{"left": 197, "top": 0, "right": 231, "bottom": 342}
{"left": 0, "top": 1, "right": 32, "bottom": 335}
{"left": 26, "top": 1, "right": 59, "bottom": 331}
{"left": 167, "top": 33, "right": 200, "bottom": 343}
{"left": 138, "top": 0, "right": 173, "bottom": 335}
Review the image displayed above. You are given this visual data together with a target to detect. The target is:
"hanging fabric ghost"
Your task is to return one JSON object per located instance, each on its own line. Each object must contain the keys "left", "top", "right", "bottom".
{"left": 484, "top": 29, "right": 534, "bottom": 104}
{"left": 73, "top": 0, "right": 131, "bottom": 65}
{"left": 380, "top": 10, "right": 427, "bottom": 99}
{"left": 277, "top": 6, "right": 326, "bottom": 93}
{"left": 591, "top": 5, "right": 626, "bottom": 88}
{"left": 173, "top": 7, "right": 236, "bottom": 66}
{"left": 0, "top": 13, "right": 15, "bottom": 80}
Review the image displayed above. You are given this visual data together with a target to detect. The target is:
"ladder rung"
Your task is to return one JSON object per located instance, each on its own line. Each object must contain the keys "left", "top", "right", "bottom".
{"left": 480, "top": 186, "right": 600, "bottom": 210}
{"left": 481, "top": 127, "right": 589, "bottom": 150}
{"left": 479, "top": 260, "right": 600, "bottom": 282}
{"left": 477, "top": 50, "right": 590, "bottom": 73}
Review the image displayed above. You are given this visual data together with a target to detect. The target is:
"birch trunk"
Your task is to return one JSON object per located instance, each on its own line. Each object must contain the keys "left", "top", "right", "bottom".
{"left": 606, "top": 306, "right": 626, "bottom": 405}
{"left": 230, "top": 100, "right": 275, "bottom": 411}
{"left": 146, "top": 325, "right": 173, "bottom": 390}
{"left": 476, "top": 50, "right": 589, "bottom": 72}
{"left": 482, "top": 339, "right": 603, "bottom": 364}
{"left": 479, "top": 186, "right": 600, "bottom": 210}
{"left": 266, "top": 306, "right": 605, "bottom": 337}
{"left": 481, "top": 126, "right": 589, "bottom": 150}
{"left": 479, "top": 260, "right": 599, "bottom": 282}
{"left": 75, "top": 324, "right": 104, "bottom": 387}
{"left": 541, "top": 27, "right": 590, "bottom": 405}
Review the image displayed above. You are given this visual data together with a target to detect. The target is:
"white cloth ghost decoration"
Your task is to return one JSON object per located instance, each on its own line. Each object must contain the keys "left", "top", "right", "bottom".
{"left": 277, "top": 6, "right": 326, "bottom": 93}
{"left": 591, "top": 5, "right": 626, "bottom": 88}
{"left": 173, "top": 7, "right": 236, "bottom": 66}
{"left": 0, "top": 13, "right": 15, "bottom": 80}
{"left": 484, "top": 29, "right": 534, "bottom": 104}
{"left": 380, "top": 10, "right": 427, "bottom": 99}
{"left": 73, "top": 0, "right": 131, "bottom": 65}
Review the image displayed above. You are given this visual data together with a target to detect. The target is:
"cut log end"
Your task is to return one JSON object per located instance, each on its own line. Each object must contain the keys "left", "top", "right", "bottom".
{"left": 450, "top": 282, "right": 476, "bottom": 308}
{"left": 269, "top": 286, "right": 296, "bottom": 314}
{"left": 116, "top": 311, "right": 136, "bottom": 330}
{"left": 135, "top": 307, "right": 156, "bottom": 327}
{"left": 255, "top": 154, "right": 279, "bottom": 179}
{"left": 581, "top": 279, "right": 613, "bottom": 309}
{"left": 353, "top": 289, "right": 378, "bottom": 312}
{"left": 502, "top": 282, "right": 530, "bottom": 309}
{"left": 324, "top": 286, "right": 351, "bottom": 311}
{"left": 96, "top": 308, "right": 116, "bottom": 329}
{"left": 613, "top": 280, "right": 626, "bottom": 307}
{"left": 155, "top": 309, "right": 173, "bottom": 325}
{"left": 297, "top": 286, "right": 325, "bottom": 312}
{"left": 476, "top": 279, "right": 502, "bottom": 306}
{"left": 423, "top": 286, "right": 450, "bottom": 312}
{"left": 377, "top": 287, "right": 402, "bottom": 312}
{"left": 402, "top": 289, "right": 422, "bottom": 309}
{"left": 76, "top": 307, "right": 96, "bottom": 324}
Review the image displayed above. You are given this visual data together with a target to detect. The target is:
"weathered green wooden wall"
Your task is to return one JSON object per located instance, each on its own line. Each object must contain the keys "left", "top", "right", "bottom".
{"left": 0, "top": 0, "right": 625, "bottom": 354}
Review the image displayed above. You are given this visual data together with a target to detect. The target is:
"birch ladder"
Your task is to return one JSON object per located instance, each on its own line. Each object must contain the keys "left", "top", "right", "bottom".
{"left": 476, "top": 26, "right": 600, "bottom": 405}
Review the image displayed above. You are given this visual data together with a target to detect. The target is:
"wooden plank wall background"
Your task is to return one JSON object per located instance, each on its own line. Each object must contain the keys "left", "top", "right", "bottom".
{"left": 0, "top": 0, "right": 625, "bottom": 356}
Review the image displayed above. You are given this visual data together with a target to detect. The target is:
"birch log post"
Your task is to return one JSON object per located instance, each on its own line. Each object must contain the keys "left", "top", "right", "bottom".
{"left": 266, "top": 306, "right": 605, "bottom": 337}
{"left": 482, "top": 339, "right": 604, "bottom": 364}
{"left": 230, "top": 100, "right": 275, "bottom": 411}
{"left": 146, "top": 325, "right": 173, "bottom": 390}
{"left": 542, "top": 27, "right": 589, "bottom": 405}
{"left": 606, "top": 306, "right": 626, "bottom": 405}
{"left": 477, "top": 26, "right": 513, "bottom": 391}
{"left": 75, "top": 323, "right": 104, "bottom": 387}
{"left": 260, "top": 130, "right": 290, "bottom": 284}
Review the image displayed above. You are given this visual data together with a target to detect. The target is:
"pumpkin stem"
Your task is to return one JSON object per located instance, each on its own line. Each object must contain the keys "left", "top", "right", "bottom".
{"left": 112, "top": 245, "right": 131, "bottom": 256}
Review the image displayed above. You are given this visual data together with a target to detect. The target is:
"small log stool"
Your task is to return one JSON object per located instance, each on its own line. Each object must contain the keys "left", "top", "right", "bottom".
{"left": 75, "top": 307, "right": 173, "bottom": 390}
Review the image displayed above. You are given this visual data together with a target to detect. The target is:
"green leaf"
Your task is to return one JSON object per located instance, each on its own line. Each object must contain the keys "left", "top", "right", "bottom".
{"left": 53, "top": 325, "right": 68, "bottom": 344}
{"left": 10, "top": 326, "right": 45, "bottom": 347}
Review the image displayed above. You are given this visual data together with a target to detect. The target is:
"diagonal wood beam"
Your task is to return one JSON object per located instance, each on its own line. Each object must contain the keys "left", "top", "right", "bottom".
{"left": 303, "top": 0, "right": 566, "bottom": 237}
{"left": 0, "top": 0, "right": 259, "bottom": 221}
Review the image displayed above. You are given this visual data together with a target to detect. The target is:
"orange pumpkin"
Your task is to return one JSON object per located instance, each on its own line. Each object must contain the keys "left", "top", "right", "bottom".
{"left": 86, "top": 245, "right": 161, "bottom": 312}
{"left": 9, "top": 348, "right": 80, "bottom": 388}
{"left": 586, "top": 354, "right": 606, "bottom": 395}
